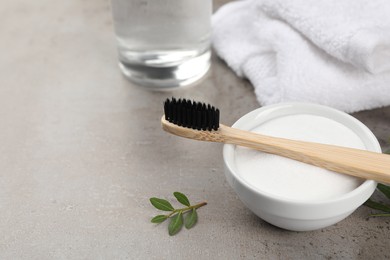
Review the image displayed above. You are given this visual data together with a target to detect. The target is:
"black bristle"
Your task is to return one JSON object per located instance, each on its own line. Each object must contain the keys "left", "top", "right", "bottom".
{"left": 186, "top": 100, "right": 191, "bottom": 128}
{"left": 177, "top": 99, "right": 182, "bottom": 126}
{"left": 164, "top": 99, "right": 169, "bottom": 120}
{"left": 174, "top": 99, "right": 179, "bottom": 124}
{"left": 196, "top": 103, "right": 202, "bottom": 130}
{"left": 190, "top": 101, "right": 196, "bottom": 129}
{"left": 182, "top": 103, "right": 187, "bottom": 127}
{"left": 214, "top": 109, "right": 220, "bottom": 130}
{"left": 168, "top": 100, "right": 173, "bottom": 120}
{"left": 200, "top": 104, "right": 206, "bottom": 130}
{"left": 171, "top": 98, "right": 176, "bottom": 123}
{"left": 208, "top": 106, "right": 214, "bottom": 130}
{"left": 206, "top": 105, "right": 211, "bottom": 130}
{"left": 163, "top": 98, "right": 220, "bottom": 131}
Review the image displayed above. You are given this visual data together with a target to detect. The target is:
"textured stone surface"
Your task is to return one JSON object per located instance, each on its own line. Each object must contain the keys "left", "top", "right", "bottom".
{"left": 1, "top": 0, "right": 390, "bottom": 259}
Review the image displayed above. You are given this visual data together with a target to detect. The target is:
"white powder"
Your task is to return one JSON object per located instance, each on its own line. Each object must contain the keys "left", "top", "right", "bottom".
{"left": 234, "top": 114, "right": 366, "bottom": 201}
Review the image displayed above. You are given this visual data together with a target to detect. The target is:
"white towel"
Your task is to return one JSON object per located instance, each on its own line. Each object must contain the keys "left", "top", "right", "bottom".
{"left": 260, "top": 0, "right": 390, "bottom": 74}
{"left": 212, "top": 0, "right": 390, "bottom": 113}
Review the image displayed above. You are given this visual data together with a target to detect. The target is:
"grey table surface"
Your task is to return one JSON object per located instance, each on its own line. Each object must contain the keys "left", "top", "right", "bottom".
{"left": 1, "top": 0, "right": 390, "bottom": 259}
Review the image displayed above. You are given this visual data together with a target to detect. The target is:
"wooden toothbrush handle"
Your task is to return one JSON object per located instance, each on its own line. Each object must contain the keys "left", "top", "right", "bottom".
{"left": 219, "top": 125, "right": 390, "bottom": 184}
{"left": 161, "top": 117, "right": 390, "bottom": 183}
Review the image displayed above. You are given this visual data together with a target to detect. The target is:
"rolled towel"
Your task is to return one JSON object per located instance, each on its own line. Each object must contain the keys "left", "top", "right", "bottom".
{"left": 212, "top": 0, "right": 390, "bottom": 113}
{"left": 260, "top": 0, "right": 390, "bottom": 74}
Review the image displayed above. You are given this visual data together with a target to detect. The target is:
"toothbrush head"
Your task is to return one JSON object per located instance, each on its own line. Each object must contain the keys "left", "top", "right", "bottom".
{"left": 163, "top": 98, "right": 220, "bottom": 131}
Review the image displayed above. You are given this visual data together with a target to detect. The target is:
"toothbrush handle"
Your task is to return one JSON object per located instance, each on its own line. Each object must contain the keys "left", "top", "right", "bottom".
{"left": 161, "top": 117, "right": 390, "bottom": 184}
{"left": 220, "top": 125, "right": 390, "bottom": 184}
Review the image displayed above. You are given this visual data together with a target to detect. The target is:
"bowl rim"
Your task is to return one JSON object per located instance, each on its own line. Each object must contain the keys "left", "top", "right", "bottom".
{"left": 223, "top": 102, "right": 380, "bottom": 207}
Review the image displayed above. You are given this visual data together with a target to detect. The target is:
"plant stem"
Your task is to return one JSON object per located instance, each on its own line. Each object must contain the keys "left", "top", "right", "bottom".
{"left": 167, "top": 201, "right": 207, "bottom": 218}
{"left": 370, "top": 213, "right": 390, "bottom": 217}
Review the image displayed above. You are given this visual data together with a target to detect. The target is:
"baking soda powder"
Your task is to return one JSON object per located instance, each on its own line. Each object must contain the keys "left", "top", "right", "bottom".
{"left": 234, "top": 114, "right": 366, "bottom": 201}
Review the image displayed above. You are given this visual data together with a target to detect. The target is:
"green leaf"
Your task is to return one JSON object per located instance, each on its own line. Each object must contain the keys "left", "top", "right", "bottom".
{"left": 384, "top": 148, "right": 390, "bottom": 154}
{"left": 377, "top": 183, "right": 390, "bottom": 200}
{"left": 364, "top": 199, "right": 390, "bottom": 213}
{"left": 173, "top": 192, "right": 190, "bottom": 207}
{"left": 184, "top": 208, "right": 198, "bottom": 229}
{"left": 150, "top": 197, "right": 174, "bottom": 211}
{"left": 151, "top": 215, "right": 168, "bottom": 223}
{"left": 168, "top": 212, "right": 183, "bottom": 236}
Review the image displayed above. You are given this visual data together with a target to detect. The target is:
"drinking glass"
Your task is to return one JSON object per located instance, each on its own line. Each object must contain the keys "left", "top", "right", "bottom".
{"left": 111, "top": 0, "right": 212, "bottom": 90}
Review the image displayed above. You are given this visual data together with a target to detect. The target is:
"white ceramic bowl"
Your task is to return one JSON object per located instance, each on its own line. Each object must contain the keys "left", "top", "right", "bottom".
{"left": 223, "top": 102, "right": 380, "bottom": 231}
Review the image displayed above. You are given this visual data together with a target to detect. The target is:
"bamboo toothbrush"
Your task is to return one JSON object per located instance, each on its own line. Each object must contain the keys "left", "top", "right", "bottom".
{"left": 161, "top": 98, "right": 390, "bottom": 184}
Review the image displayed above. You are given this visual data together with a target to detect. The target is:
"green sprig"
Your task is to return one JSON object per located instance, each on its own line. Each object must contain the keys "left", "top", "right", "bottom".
{"left": 364, "top": 147, "right": 390, "bottom": 217}
{"left": 149, "top": 192, "right": 207, "bottom": 236}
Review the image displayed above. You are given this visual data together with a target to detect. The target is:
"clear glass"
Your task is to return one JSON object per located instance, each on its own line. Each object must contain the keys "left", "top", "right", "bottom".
{"left": 111, "top": 0, "right": 212, "bottom": 90}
